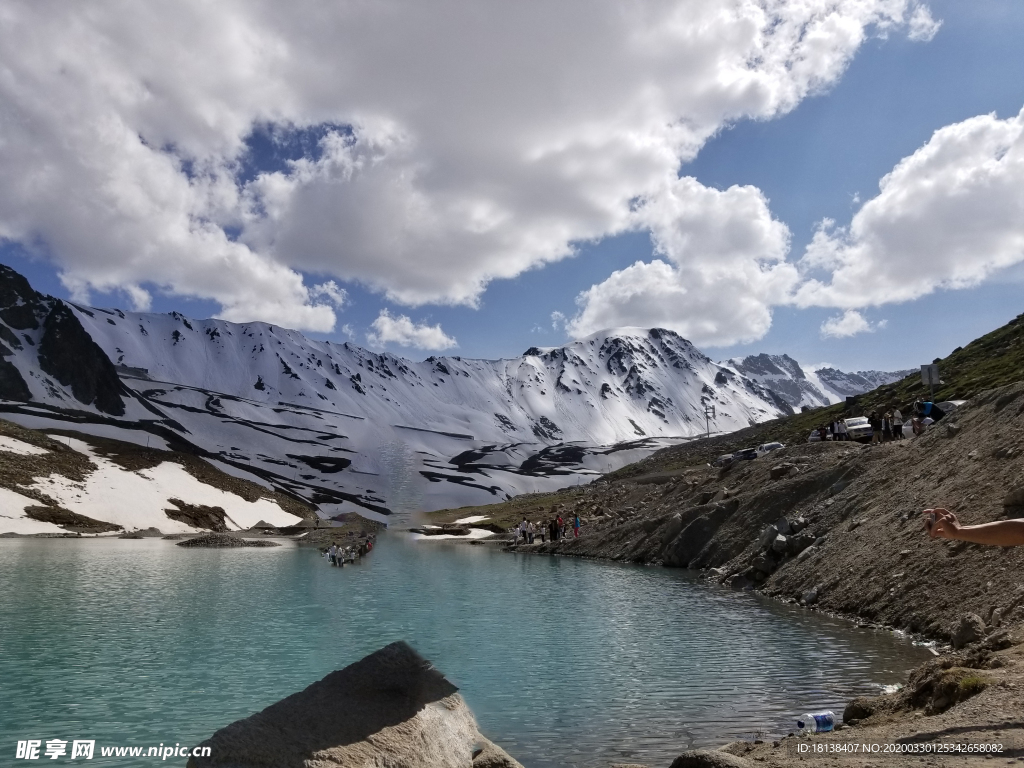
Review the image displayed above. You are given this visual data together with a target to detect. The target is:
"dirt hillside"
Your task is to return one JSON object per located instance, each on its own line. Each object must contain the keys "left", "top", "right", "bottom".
{"left": 428, "top": 381, "right": 1024, "bottom": 765}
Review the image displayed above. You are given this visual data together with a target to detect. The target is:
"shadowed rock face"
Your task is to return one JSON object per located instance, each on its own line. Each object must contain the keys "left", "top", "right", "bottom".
{"left": 37, "top": 301, "right": 126, "bottom": 415}
{"left": 187, "top": 641, "right": 523, "bottom": 768}
{"left": 0, "top": 264, "right": 47, "bottom": 330}
{"left": 0, "top": 357, "right": 30, "bottom": 401}
{"left": 0, "top": 265, "right": 126, "bottom": 414}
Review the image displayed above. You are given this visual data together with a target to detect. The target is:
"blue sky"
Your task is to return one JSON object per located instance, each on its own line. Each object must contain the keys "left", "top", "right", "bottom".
{"left": 2, "top": 1, "right": 1023, "bottom": 372}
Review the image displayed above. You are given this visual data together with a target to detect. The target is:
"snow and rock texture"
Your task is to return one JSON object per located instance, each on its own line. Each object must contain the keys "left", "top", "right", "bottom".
{"left": 0, "top": 425, "right": 303, "bottom": 535}
{"left": 813, "top": 366, "right": 914, "bottom": 401}
{"left": 0, "top": 265, "right": 128, "bottom": 413}
{"left": 0, "top": 262, "right": 799, "bottom": 518}
{"left": 722, "top": 353, "right": 910, "bottom": 410}
{"left": 0, "top": 263, "right": 808, "bottom": 518}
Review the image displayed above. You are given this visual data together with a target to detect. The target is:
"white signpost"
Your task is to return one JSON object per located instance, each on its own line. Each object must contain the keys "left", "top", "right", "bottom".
{"left": 921, "top": 364, "right": 940, "bottom": 401}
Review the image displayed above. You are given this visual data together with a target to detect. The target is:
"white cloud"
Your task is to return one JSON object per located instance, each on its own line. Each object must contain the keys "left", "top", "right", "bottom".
{"left": 819, "top": 309, "right": 884, "bottom": 338}
{"left": 550, "top": 311, "right": 567, "bottom": 331}
{"left": 795, "top": 107, "right": 1024, "bottom": 310}
{"left": 907, "top": 3, "right": 942, "bottom": 41}
{"left": 366, "top": 310, "right": 457, "bottom": 350}
{"left": 309, "top": 280, "right": 347, "bottom": 308}
{"left": 567, "top": 178, "right": 797, "bottom": 346}
{"left": 0, "top": 1, "right": 932, "bottom": 331}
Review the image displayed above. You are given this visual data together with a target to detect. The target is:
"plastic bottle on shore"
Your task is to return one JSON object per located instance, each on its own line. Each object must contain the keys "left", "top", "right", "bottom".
{"left": 796, "top": 711, "right": 835, "bottom": 734}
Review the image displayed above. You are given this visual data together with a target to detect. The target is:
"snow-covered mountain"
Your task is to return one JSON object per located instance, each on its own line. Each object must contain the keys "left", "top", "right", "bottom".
{"left": 721, "top": 353, "right": 910, "bottom": 410}
{"left": 0, "top": 264, "right": 798, "bottom": 518}
{"left": 0, "top": 262, "right": 899, "bottom": 520}
{"left": 813, "top": 367, "right": 914, "bottom": 400}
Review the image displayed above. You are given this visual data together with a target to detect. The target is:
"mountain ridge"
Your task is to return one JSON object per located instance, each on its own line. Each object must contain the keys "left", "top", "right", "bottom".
{"left": 0, "top": 262, "right": 906, "bottom": 517}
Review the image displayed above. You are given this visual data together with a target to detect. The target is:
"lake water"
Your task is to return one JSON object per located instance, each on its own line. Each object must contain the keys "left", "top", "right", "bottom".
{"left": 0, "top": 536, "right": 930, "bottom": 767}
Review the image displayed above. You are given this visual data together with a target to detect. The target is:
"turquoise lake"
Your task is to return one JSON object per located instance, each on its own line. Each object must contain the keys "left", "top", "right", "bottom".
{"left": 0, "top": 535, "right": 931, "bottom": 767}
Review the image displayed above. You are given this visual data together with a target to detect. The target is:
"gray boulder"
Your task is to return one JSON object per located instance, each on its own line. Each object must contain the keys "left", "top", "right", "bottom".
{"left": 751, "top": 555, "right": 774, "bottom": 575}
{"left": 1004, "top": 484, "right": 1024, "bottom": 514}
{"left": 802, "top": 587, "right": 819, "bottom": 605}
{"left": 662, "top": 501, "right": 737, "bottom": 568}
{"left": 771, "top": 534, "right": 789, "bottom": 555}
{"left": 186, "top": 641, "right": 521, "bottom": 768}
{"left": 472, "top": 738, "right": 524, "bottom": 768}
{"left": 769, "top": 463, "right": 795, "bottom": 481}
{"left": 758, "top": 524, "right": 779, "bottom": 549}
{"left": 774, "top": 516, "right": 792, "bottom": 535}
{"left": 669, "top": 749, "right": 753, "bottom": 768}
{"left": 790, "top": 532, "right": 816, "bottom": 555}
{"left": 662, "top": 513, "right": 685, "bottom": 544}
{"left": 951, "top": 613, "right": 986, "bottom": 649}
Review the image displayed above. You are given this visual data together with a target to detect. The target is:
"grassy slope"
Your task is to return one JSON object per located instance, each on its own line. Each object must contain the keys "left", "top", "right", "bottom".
{"left": 426, "top": 309, "right": 1024, "bottom": 521}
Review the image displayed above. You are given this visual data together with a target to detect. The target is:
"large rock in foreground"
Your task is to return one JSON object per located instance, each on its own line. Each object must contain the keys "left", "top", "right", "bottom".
{"left": 187, "top": 641, "right": 521, "bottom": 768}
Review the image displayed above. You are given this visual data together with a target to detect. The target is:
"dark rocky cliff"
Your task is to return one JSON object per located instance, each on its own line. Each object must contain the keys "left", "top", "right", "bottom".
{"left": 0, "top": 264, "right": 126, "bottom": 415}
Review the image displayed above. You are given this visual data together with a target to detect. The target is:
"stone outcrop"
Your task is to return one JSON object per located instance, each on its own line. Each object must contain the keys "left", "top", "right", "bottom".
{"left": 187, "top": 641, "right": 522, "bottom": 768}
{"left": 176, "top": 533, "right": 279, "bottom": 548}
{"left": 669, "top": 749, "right": 752, "bottom": 767}
{"left": 37, "top": 300, "right": 126, "bottom": 415}
{"left": 0, "top": 264, "right": 126, "bottom": 414}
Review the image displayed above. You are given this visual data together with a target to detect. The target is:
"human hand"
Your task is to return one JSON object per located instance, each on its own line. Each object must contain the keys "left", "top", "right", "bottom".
{"left": 924, "top": 508, "right": 961, "bottom": 540}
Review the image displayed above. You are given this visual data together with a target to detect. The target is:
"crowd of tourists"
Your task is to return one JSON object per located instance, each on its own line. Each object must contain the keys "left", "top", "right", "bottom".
{"left": 324, "top": 535, "right": 374, "bottom": 566}
{"left": 512, "top": 512, "right": 581, "bottom": 545}
{"left": 813, "top": 401, "right": 946, "bottom": 445}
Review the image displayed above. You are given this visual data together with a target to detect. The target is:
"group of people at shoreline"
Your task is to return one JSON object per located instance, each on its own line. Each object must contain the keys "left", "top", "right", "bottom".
{"left": 512, "top": 513, "right": 581, "bottom": 545}
{"left": 324, "top": 535, "right": 374, "bottom": 566}
{"left": 814, "top": 401, "right": 946, "bottom": 444}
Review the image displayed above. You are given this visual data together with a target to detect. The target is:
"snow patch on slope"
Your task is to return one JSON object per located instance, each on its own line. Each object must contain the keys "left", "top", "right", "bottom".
{"left": 2, "top": 437, "right": 303, "bottom": 534}
{"left": 0, "top": 487, "right": 65, "bottom": 534}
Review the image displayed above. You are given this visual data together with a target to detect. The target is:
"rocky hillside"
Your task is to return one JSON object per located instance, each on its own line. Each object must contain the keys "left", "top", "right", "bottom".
{"left": 429, "top": 380, "right": 1024, "bottom": 645}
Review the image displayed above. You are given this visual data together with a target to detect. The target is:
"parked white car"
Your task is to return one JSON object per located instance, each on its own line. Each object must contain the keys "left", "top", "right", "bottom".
{"left": 755, "top": 442, "right": 785, "bottom": 458}
{"left": 843, "top": 416, "right": 872, "bottom": 442}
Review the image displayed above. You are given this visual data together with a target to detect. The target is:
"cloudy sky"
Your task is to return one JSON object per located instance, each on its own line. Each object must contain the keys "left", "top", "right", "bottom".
{"left": 2, "top": 0, "right": 1023, "bottom": 371}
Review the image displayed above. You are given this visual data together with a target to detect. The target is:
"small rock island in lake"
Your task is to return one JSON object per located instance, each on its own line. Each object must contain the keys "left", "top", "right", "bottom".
{"left": 186, "top": 641, "right": 522, "bottom": 768}
{"left": 176, "top": 533, "right": 280, "bottom": 548}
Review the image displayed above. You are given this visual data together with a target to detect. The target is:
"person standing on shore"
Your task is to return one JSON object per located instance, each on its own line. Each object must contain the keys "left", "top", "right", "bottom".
{"left": 892, "top": 407, "right": 904, "bottom": 440}
{"left": 838, "top": 418, "right": 848, "bottom": 441}
{"left": 527, "top": 520, "right": 535, "bottom": 544}
{"left": 869, "top": 411, "right": 883, "bottom": 444}
{"left": 573, "top": 513, "right": 581, "bottom": 538}
{"left": 924, "top": 508, "right": 1024, "bottom": 546}
{"left": 557, "top": 514, "right": 565, "bottom": 539}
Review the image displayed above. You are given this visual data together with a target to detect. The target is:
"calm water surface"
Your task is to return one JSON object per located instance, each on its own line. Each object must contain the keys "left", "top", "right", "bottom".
{"left": 0, "top": 536, "right": 930, "bottom": 767}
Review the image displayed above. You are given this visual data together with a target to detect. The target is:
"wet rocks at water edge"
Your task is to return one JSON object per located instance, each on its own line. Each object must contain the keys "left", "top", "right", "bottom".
{"left": 186, "top": 641, "right": 522, "bottom": 768}
{"left": 668, "top": 749, "right": 753, "bottom": 767}
{"left": 951, "top": 613, "right": 986, "bottom": 649}
{"left": 176, "top": 533, "right": 280, "bottom": 548}
{"left": 407, "top": 524, "right": 472, "bottom": 536}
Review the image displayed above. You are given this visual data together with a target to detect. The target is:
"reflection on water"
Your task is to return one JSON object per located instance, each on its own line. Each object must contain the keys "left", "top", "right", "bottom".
{"left": 0, "top": 536, "right": 930, "bottom": 768}
{"left": 376, "top": 439, "right": 421, "bottom": 524}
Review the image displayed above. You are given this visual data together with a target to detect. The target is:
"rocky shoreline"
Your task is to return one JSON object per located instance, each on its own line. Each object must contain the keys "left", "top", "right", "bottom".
{"left": 425, "top": 381, "right": 1024, "bottom": 765}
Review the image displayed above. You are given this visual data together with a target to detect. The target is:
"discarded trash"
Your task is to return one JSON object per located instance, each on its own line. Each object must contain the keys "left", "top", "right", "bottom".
{"left": 796, "top": 711, "right": 835, "bottom": 734}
